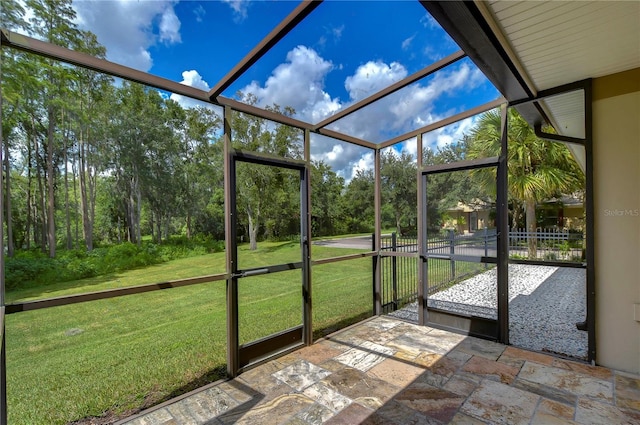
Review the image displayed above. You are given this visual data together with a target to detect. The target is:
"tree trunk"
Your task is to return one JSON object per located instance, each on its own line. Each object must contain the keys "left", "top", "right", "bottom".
{"left": 247, "top": 205, "right": 258, "bottom": 251}
{"left": 46, "top": 106, "right": 56, "bottom": 258}
{"left": 72, "top": 153, "right": 79, "bottom": 248}
{"left": 38, "top": 166, "right": 46, "bottom": 252}
{"left": 511, "top": 203, "right": 520, "bottom": 232}
{"left": 525, "top": 198, "right": 537, "bottom": 259}
{"left": 87, "top": 133, "right": 96, "bottom": 251}
{"left": 79, "top": 145, "right": 89, "bottom": 249}
{"left": 395, "top": 214, "right": 402, "bottom": 237}
{"left": 164, "top": 214, "right": 170, "bottom": 242}
{"left": 35, "top": 133, "right": 47, "bottom": 254}
{"left": 128, "top": 184, "right": 136, "bottom": 244}
{"left": 4, "top": 140, "right": 14, "bottom": 257}
{"left": 26, "top": 133, "right": 32, "bottom": 250}
{"left": 63, "top": 113, "right": 72, "bottom": 250}
{"left": 136, "top": 182, "right": 142, "bottom": 246}
{"left": 155, "top": 213, "right": 162, "bottom": 244}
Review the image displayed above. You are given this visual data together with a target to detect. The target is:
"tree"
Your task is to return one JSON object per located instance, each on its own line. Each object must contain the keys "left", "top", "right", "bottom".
{"left": 380, "top": 149, "right": 417, "bottom": 235}
{"left": 311, "top": 161, "right": 345, "bottom": 236}
{"left": 231, "top": 96, "right": 302, "bottom": 250}
{"left": 0, "top": 0, "right": 27, "bottom": 257}
{"left": 26, "top": 0, "right": 83, "bottom": 257}
{"left": 468, "top": 109, "right": 584, "bottom": 258}
{"left": 177, "top": 106, "right": 221, "bottom": 239}
{"left": 68, "top": 31, "right": 111, "bottom": 250}
{"left": 342, "top": 168, "right": 374, "bottom": 233}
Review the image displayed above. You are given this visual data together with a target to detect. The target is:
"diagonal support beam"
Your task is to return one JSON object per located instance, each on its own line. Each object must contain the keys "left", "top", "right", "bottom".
{"left": 313, "top": 50, "right": 466, "bottom": 131}
{"left": 217, "top": 96, "right": 311, "bottom": 130}
{"left": 317, "top": 128, "right": 376, "bottom": 149}
{"left": 208, "top": 0, "right": 322, "bottom": 100}
{"left": 378, "top": 97, "right": 505, "bottom": 149}
{"left": 1, "top": 29, "right": 210, "bottom": 102}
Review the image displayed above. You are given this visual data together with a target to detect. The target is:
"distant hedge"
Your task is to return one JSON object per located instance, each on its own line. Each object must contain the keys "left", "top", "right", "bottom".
{"left": 5, "top": 236, "right": 224, "bottom": 291}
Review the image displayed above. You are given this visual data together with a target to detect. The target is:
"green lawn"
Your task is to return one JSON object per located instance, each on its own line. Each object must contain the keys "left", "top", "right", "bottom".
{"left": 5, "top": 242, "right": 372, "bottom": 424}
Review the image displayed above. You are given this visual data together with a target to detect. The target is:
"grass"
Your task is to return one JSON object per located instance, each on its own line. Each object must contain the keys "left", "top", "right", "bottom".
{"left": 5, "top": 242, "right": 372, "bottom": 424}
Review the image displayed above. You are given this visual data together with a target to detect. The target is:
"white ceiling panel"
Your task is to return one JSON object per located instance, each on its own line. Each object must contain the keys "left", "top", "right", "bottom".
{"left": 486, "top": 1, "right": 640, "bottom": 91}
{"left": 482, "top": 0, "right": 639, "bottom": 144}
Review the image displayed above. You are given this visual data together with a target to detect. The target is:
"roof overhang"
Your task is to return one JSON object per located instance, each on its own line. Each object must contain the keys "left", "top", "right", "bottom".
{"left": 422, "top": 0, "right": 640, "bottom": 136}
{"left": 420, "top": 1, "right": 546, "bottom": 128}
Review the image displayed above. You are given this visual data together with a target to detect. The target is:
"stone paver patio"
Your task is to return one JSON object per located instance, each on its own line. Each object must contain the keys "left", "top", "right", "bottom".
{"left": 119, "top": 316, "right": 640, "bottom": 425}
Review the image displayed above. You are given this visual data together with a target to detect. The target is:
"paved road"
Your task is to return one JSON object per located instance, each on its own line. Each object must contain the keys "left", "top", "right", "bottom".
{"left": 313, "top": 235, "right": 497, "bottom": 258}
{"left": 313, "top": 235, "right": 373, "bottom": 250}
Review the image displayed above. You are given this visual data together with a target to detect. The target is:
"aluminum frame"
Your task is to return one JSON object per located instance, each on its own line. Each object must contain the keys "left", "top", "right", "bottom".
{"left": 0, "top": 1, "right": 601, "bottom": 420}
{"left": 509, "top": 80, "right": 595, "bottom": 362}
{"left": 419, "top": 154, "right": 505, "bottom": 341}
{"left": 0, "top": 28, "right": 5, "bottom": 423}
{"left": 227, "top": 149, "right": 310, "bottom": 374}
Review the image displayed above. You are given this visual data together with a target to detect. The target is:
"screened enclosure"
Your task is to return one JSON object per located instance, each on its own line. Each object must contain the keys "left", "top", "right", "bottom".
{"left": 0, "top": 1, "right": 598, "bottom": 423}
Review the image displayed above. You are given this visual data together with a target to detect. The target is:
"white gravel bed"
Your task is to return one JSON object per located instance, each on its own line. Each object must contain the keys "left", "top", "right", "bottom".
{"left": 389, "top": 264, "right": 587, "bottom": 359}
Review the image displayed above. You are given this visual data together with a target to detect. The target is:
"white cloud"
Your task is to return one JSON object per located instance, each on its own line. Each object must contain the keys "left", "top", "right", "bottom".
{"left": 399, "top": 138, "right": 418, "bottom": 159}
{"left": 422, "top": 116, "right": 480, "bottom": 151}
{"left": 170, "top": 70, "right": 209, "bottom": 108}
{"left": 159, "top": 7, "right": 181, "bottom": 44}
{"left": 345, "top": 61, "right": 407, "bottom": 101}
{"left": 310, "top": 133, "right": 373, "bottom": 183}
{"left": 193, "top": 5, "right": 206, "bottom": 23}
{"left": 330, "top": 61, "right": 486, "bottom": 143}
{"left": 351, "top": 151, "right": 374, "bottom": 181}
{"left": 222, "top": 0, "right": 249, "bottom": 22}
{"left": 420, "top": 13, "right": 439, "bottom": 30}
{"left": 332, "top": 24, "right": 345, "bottom": 41}
{"left": 73, "top": 0, "right": 182, "bottom": 71}
{"left": 169, "top": 70, "right": 222, "bottom": 119}
{"left": 402, "top": 34, "right": 416, "bottom": 51}
{"left": 325, "top": 144, "right": 344, "bottom": 161}
{"left": 240, "top": 46, "right": 341, "bottom": 124}
{"left": 177, "top": 70, "right": 210, "bottom": 91}
{"left": 241, "top": 46, "right": 489, "bottom": 179}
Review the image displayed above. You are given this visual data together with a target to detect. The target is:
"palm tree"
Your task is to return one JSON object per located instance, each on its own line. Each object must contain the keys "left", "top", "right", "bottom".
{"left": 468, "top": 109, "right": 584, "bottom": 259}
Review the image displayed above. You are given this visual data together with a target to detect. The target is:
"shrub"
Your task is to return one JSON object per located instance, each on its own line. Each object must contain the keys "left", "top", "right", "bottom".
{"left": 5, "top": 236, "right": 225, "bottom": 291}
{"left": 5, "top": 256, "right": 56, "bottom": 290}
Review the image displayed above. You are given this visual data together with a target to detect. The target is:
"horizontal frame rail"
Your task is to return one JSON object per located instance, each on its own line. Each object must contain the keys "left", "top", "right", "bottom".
{"left": 232, "top": 149, "right": 307, "bottom": 170}
{"left": 423, "top": 156, "right": 499, "bottom": 174}
{"left": 378, "top": 251, "right": 419, "bottom": 258}
{"left": 509, "top": 259, "right": 586, "bottom": 269}
{"left": 424, "top": 254, "right": 497, "bottom": 264}
{"left": 5, "top": 273, "right": 228, "bottom": 314}
{"left": 312, "top": 251, "right": 376, "bottom": 265}
{"left": 219, "top": 97, "right": 311, "bottom": 130}
{"left": 235, "top": 262, "right": 303, "bottom": 278}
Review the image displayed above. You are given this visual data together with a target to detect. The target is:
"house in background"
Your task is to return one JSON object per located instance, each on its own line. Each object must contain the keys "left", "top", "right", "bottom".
{"left": 443, "top": 193, "right": 584, "bottom": 235}
{"left": 442, "top": 199, "right": 494, "bottom": 234}
{"left": 539, "top": 194, "right": 585, "bottom": 231}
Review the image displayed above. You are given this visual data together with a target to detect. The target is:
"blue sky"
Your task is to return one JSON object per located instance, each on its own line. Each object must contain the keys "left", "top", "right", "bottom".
{"left": 67, "top": 0, "right": 500, "bottom": 181}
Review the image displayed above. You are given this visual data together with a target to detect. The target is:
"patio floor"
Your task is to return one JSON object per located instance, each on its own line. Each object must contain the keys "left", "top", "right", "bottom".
{"left": 119, "top": 316, "right": 640, "bottom": 424}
